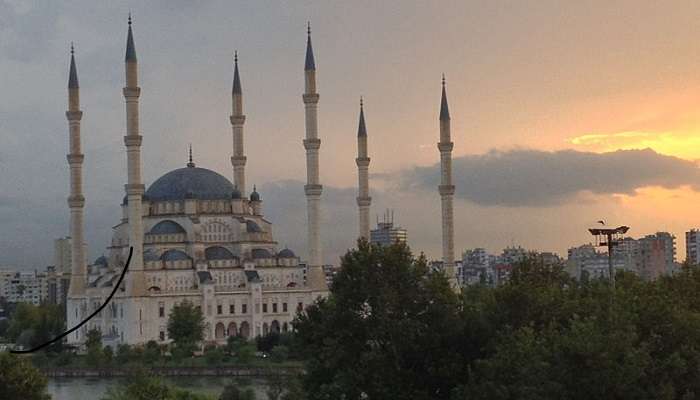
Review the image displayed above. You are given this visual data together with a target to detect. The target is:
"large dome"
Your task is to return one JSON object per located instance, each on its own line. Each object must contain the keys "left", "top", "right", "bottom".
{"left": 145, "top": 166, "right": 235, "bottom": 202}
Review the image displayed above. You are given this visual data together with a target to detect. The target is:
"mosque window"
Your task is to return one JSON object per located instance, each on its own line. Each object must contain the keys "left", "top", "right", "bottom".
{"left": 263, "top": 303, "right": 268, "bottom": 313}
{"left": 283, "top": 303, "right": 288, "bottom": 312}
{"left": 242, "top": 304, "right": 247, "bottom": 314}
{"left": 160, "top": 331, "right": 165, "bottom": 341}
{"left": 159, "top": 302, "right": 165, "bottom": 318}
{"left": 230, "top": 304, "right": 235, "bottom": 314}
{"left": 272, "top": 303, "right": 278, "bottom": 313}
{"left": 217, "top": 304, "right": 222, "bottom": 315}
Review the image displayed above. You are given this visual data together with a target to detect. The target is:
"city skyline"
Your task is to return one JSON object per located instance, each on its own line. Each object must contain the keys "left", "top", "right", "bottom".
{"left": 4, "top": 1, "right": 700, "bottom": 269}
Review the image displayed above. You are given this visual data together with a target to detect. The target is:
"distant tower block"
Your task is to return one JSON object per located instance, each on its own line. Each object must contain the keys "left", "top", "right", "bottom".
{"left": 356, "top": 97, "right": 371, "bottom": 240}
{"left": 438, "top": 75, "right": 458, "bottom": 288}
{"left": 302, "top": 24, "right": 327, "bottom": 292}
{"left": 230, "top": 51, "right": 247, "bottom": 196}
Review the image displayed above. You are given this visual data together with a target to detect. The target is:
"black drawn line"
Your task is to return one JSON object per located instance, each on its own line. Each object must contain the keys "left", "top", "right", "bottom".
{"left": 10, "top": 246, "right": 132, "bottom": 354}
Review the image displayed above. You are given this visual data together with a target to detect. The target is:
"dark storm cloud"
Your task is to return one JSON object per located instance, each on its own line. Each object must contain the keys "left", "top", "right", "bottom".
{"left": 393, "top": 148, "right": 700, "bottom": 207}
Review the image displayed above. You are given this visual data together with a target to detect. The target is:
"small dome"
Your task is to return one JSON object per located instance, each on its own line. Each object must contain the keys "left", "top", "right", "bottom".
{"left": 143, "top": 249, "right": 160, "bottom": 262}
{"left": 246, "top": 220, "right": 262, "bottom": 233}
{"left": 249, "top": 187, "right": 260, "bottom": 202}
{"left": 251, "top": 248, "right": 272, "bottom": 259}
{"left": 205, "top": 246, "right": 238, "bottom": 260}
{"left": 148, "top": 220, "right": 186, "bottom": 235}
{"left": 160, "top": 249, "right": 191, "bottom": 262}
{"left": 277, "top": 248, "right": 296, "bottom": 258}
{"left": 94, "top": 255, "right": 108, "bottom": 266}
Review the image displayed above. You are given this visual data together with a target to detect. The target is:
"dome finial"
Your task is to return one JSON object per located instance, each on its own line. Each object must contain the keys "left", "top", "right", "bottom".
{"left": 70, "top": 42, "right": 74, "bottom": 55}
{"left": 187, "top": 143, "right": 195, "bottom": 167}
{"left": 128, "top": 11, "right": 132, "bottom": 26}
{"left": 307, "top": 21, "right": 311, "bottom": 37}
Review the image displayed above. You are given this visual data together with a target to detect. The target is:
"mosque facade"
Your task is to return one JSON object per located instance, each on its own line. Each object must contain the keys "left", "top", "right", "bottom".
{"left": 63, "top": 18, "right": 455, "bottom": 347}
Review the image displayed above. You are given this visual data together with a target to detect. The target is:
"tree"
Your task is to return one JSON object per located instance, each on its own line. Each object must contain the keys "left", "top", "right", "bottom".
{"left": 116, "top": 343, "right": 132, "bottom": 364}
{"left": 167, "top": 300, "right": 205, "bottom": 354}
{"left": 103, "top": 346, "right": 114, "bottom": 365}
{"left": 219, "top": 381, "right": 256, "bottom": 400}
{"left": 143, "top": 340, "right": 161, "bottom": 365}
{"left": 102, "top": 368, "right": 210, "bottom": 400}
{"left": 270, "top": 345, "right": 289, "bottom": 363}
{"left": 204, "top": 344, "right": 225, "bottom": 365}
{"left": 295, "top": 239, "right": 465, "bottom": 400}
{"left": 235, "top": 343, "right": 256, "bottom": 364}
{"left": 7, "top": 303, "right": 65, "bottom": 351}
{"left": 85, "top": 328, "right": 104, "bottom": 367}
{"left": 0, "top": 352, "right": 50, "bottom": 400}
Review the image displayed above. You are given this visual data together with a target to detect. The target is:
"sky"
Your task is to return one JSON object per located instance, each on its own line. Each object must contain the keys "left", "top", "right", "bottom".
{"left": 3, "top": 1, "right": 700, "bottom": 269}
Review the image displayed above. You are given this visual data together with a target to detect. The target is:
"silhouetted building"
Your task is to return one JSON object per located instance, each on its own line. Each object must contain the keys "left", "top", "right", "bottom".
{"left": 370, "top": 210, "right": 407, "bottom": 246}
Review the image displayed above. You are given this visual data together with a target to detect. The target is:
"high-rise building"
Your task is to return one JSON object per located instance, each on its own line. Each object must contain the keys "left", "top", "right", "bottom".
{"left": 686, "top": 229, "right": 700, "bottom": 265}
{"left": 370, "top": 210, "right": 407, "bottom": 246}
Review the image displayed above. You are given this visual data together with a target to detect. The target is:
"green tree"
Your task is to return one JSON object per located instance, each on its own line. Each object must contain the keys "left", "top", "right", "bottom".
{"left": 103, "top": 345, "right": 114, "bottom": 365}
{"left": 295, "top": 239, "right": 464, "bottom": 400}
{"left": 270, "top": 345, "right": 289, "bottom": 363}
{"left": 219, "top": 381, "right": 256, "bottom": 400}
{"left": 115, "top": 343, "right": 132, "bottom": 364}
{"left": 225, "top": 335, "right": 246, "bottom": 356}
{"left": 167, "top": 300, "right": 205, "bottom": 355}
{"left": 101, "top": 368, "right": 211, "bottom": 400}
{"left": 143, "top": 340, "right": 161, "bottom": 365}
{"left": 204, "top": 344, "right": 224, "bottom": 365}
{"left": 0, "top": 352, "right": 50, "bottom": 400}
{"left": 85, "top": 328, "right": 104, "bottom": 367}
{"left": 235, "top": 343, "right": 256, "bottom": 364}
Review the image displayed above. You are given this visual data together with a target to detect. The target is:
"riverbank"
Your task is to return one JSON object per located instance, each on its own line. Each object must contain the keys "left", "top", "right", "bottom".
{"left": 42, "top": 365, "right": 303, "bottom": 378}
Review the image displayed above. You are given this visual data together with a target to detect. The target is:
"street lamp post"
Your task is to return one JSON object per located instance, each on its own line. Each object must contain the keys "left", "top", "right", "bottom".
{"left": 588, "top": 225, "right": 629, "bottom": 289}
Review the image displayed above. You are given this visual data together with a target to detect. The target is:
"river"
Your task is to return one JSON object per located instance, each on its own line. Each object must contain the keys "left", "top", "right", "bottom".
{"left": 47, "top": 376, "right": 269, "bottom": 399}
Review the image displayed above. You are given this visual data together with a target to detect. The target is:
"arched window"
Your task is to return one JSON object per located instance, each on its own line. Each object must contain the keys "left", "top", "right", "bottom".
{"left": 215, "top": 322, "right": 226, "bottom": 339}
{"left": 239, "top": 321, "right": 250, "bottom": 338}
{"left": 228, "top": 322, "right": 237, "bottom": 337}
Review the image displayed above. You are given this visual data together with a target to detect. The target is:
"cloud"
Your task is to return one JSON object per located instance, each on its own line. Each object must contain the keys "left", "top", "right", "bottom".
{"left": 391, "top": 148, "right": 700, "bottom": 207}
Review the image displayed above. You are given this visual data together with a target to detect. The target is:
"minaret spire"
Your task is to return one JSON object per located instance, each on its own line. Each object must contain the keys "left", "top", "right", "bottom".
{"left": 305, "top": 22, "right": 315, "bottom": 71}
{"left": 230, "top": 51, "right": 247, "bottom": 196}
{"left": 123, "top": 15, "right": 146, "bottom": 303}
{"left": 438, "top": 75, "right": 457, "bottom": 289}
{"left": 302, "top": 25, "right": 327, "bottom": 292}
{"left": 68, "top": 43, "right": 79, "bottom": 89}
{"left": 356, "top": 97, "right": 371, "bottom": 240}
{"left": 65, "top": 43, "right": 87, "bottom": 344}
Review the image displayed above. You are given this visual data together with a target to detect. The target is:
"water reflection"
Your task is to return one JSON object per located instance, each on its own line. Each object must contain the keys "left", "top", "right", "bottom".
{"left": 47, "top": 376, "right": 268, "bottom": 399}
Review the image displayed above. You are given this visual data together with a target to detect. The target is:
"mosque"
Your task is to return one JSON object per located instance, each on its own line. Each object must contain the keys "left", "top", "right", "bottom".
{"left": 63, "top": 18, "right": 457, "bottom": 346}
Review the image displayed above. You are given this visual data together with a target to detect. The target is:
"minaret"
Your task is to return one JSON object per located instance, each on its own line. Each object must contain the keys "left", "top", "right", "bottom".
{"left": 230, "top": 51, "right": 247, "bottom": 196}
{"left": 302, "top": 24, "right": 327, "bottom": 292}
{"left": 438, "top": 75, "right": 458, "bottom": 288}
{"left": 356, "top": 98, "right": 371, "bottom": 240}
{"left": 123, "top": 15, "right": 146, "bottom": 297}
{"left": 66, "top": 43, "right": 87, "bottom": 300}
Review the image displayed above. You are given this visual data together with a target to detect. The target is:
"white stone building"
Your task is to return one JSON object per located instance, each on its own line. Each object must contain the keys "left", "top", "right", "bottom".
{"left": 65, "top": 20, "right": 328, "bottom": 347}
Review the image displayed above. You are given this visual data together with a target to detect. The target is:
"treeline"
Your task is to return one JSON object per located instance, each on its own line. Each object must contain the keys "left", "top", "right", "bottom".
{"left": 294, "top": 240, "right": 700, "bottom": 400}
